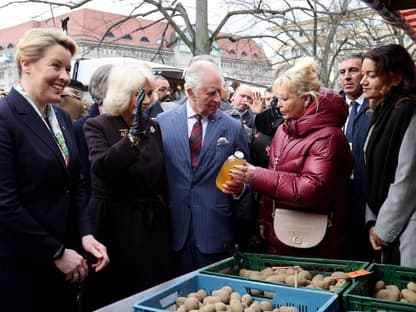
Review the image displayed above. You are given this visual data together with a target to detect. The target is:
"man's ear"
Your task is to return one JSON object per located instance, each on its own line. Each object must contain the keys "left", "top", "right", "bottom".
{"left": 187, "top": 87, "right": 196, "bottom": 99}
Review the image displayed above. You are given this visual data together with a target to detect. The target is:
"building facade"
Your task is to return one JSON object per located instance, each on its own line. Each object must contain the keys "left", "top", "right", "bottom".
{"left": 0, "top": 8, "right": 273, "bottom": 91}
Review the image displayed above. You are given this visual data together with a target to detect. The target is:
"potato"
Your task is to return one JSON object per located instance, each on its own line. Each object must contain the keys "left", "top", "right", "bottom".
{"left": 230, "top": 299, "right": 244, "bottom": 312}
{"left": 221, "top": 286, "right": 233, "bottom": 295}
{"left": 215, "top": 302, "right": 227, "bottom": 311}
{"left": 246, "top": 270, "right": 260, "bottom": 279}
{"left": 286, "top": 268, "right": 295, "bottom": 275}
{"left": 375, "top": 288, "right": 400, "bottom": 301}
{"left": 197, "top": 289, "right": 208, "bottom": 300}
{"left": 263, "top": 291, "right": 275, "bottom": 299}
{"left": 401, "top": 288, "right": 416, "bottom": 303}
{"left": 407, "top": 282, "right": 416, "bottom": 292}
{"left": 374, "top": 280, "right": 385, "bottom": 292}
{"left": 241, "top": 294, "right": 253, "bottom": 306}
{"left": 250, "top": 301, "right": 262, "bottom": 312}
{"left": 244, "top": 307, "right": 256, "bottom": 312}
{"left": 201, "top": 303, "right": 216, "bottom": 312}
{"left": 298, "top": 270, "right": 312, "bottom": 281}
{"left": 274, "top": 268, "right": 287, "bottom": 275}
{"left": 385, "top": 285, "right": 400, "bottom": 301}
{"left": 177, "top": 305, "right": 187, "bottom": 312}
{"left": 330, "top": 271, "right": 349, "bottom": 279}
{"left": 266, "top": 274, "right": 286, "bottom": 283}
{"left": 259, "top": 301, "right": 273, "bottom": 311}
{"left": 261, "top": 267, "right": 275, "bottom": 278}
{"left": 230, "top": 292, "right": 241, "bottom": 302}
{"left": 184, "top": 297, "right": 200, "bottom": 310}
{"left": 311, "top": 274, "right": 324, "bottom": 282}
{"left": 284, "top": 275, "right": 307, "bottom": 287}
{"left": 204, "top": 296, "right": 221, "bottom": 305}
{"left": 323, "top": 276, "right": 336, "bottom": 287}
{"left": 176, "top": 296, "right": 187, "bottom": 306}
{"left": 310, "top": 280, "right": 326, "bottom": 289}
{"left": 240, "top": 269, "right": 250, "bottom": 277}
{"left": 212, "top": 290, "right": 230, "bottom": 303}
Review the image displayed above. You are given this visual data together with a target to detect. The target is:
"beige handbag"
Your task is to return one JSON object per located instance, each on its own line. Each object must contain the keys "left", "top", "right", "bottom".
{"left": 273, "top": 208, "right": 328, "bottom": 248}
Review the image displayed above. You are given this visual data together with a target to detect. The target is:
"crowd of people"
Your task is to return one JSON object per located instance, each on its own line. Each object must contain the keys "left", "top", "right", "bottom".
{"left": 0, "top": 27, "right": 415, "bottom": 311}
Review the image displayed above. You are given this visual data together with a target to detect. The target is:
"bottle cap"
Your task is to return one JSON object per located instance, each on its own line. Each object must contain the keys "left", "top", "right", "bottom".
{"left": 234, "top": 151, "right": 244, "bottom": 159}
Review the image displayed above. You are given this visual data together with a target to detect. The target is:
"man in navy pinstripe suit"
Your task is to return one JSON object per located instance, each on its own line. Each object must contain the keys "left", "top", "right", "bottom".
{"left": 157, "top": 60, "right": 251, "bottom": 274}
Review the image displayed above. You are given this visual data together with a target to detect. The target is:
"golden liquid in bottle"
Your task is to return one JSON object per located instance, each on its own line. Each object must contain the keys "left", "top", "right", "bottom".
{"left": 216, "top": 157, "right": 245, "bottom": 191}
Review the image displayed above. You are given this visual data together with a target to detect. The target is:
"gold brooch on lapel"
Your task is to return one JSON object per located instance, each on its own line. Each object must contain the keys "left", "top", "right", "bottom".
{"left": 119, "top": 129, "right": 129, "bottom": 137}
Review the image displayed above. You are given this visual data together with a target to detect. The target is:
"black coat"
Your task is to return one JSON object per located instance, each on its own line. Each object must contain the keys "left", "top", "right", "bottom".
{"left": 73, "top": 102, "right": 100, "bottom": 199}
{"left": 81, "top": 114, "right": 173, "bottom": 311}
{"left": 0, "top": 88, "right": 90, "bottom": 311}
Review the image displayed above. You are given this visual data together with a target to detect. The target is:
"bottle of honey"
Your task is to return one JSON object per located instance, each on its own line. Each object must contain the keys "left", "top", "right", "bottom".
{"left": 216, "top": 151, "right": 245, "bottom": 191}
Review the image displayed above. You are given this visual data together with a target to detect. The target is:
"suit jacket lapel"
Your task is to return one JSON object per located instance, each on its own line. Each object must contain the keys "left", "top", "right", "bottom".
{"left": 176, "top": 105, "right": 193, "bottom": 166}
{"left": 355, "top": 100, "right": 370, "bottom": 121}
{"left": 10, "top": 89, "right": 67, "bottom": 170}
{"left": 199, "top": 111, "right": 222, "bottom": 162}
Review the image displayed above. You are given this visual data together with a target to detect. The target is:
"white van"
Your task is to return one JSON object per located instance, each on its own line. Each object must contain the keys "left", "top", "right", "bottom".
{"left": 71, "top": 57, "right": 185, "bottom": 99}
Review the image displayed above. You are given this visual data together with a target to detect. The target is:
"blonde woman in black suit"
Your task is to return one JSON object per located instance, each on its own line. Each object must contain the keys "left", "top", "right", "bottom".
{"left": 0, "top": 28, "right": 108, "bottom": 312}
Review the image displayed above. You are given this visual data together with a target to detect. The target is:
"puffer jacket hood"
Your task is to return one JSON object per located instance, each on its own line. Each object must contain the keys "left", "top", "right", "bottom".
{"left": 282, "top": 88, "right": 348, "bottom": 138}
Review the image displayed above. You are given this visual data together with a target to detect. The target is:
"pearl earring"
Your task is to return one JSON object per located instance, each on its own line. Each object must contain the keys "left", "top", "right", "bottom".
{"left": 304, "top": 101, "right": 308, "bottom": 109}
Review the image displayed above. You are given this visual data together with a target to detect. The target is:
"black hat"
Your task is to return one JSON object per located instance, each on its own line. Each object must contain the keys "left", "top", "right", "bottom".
{"left": 67, "top": 79, "right": 84, "bottom": 91}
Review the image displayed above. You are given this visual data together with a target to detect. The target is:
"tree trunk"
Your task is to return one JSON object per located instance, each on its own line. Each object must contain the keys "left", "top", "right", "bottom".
{"left": 195, "top": 0, "right": 210, "bottom": 55}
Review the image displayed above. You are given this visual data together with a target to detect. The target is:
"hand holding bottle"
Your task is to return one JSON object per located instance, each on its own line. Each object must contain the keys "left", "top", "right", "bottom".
{"left": 229, "top": 160, "right": 256, "bottom": 184}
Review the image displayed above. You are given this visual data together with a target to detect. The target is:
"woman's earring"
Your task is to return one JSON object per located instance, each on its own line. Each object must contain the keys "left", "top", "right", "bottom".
{"left": 304, "top": 101, "right": 308, "bottom": 109}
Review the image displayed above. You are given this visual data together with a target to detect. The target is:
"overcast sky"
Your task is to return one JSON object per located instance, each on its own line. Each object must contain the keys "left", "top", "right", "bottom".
{"left": 0, "top": 0, "right": 225, "bottom": 30}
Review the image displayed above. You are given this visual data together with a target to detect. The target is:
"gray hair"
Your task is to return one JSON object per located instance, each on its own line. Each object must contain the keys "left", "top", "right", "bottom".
{"left": 184, "top": 60, "right": 221, "bottom": 96}
{"left": 89, "top": 64, "right": 114, "bottom": 105}
{"left": 103, "top": 63, "right": 155, "bottom": 115}
{"left": 339, "top": 53, "right": 364, "bottom": 64}
{"left": 154, "top": 75, "right": 168, "bottom": 82}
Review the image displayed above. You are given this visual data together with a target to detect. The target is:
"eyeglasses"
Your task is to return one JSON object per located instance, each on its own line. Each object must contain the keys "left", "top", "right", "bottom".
{"left": 158, "top": 87, "right": 173, "bottom": 93}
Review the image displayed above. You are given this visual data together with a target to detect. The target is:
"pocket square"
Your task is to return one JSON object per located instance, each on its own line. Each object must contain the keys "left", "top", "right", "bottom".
{"left": 217, "top": 137, "right": 229, "bottom": 145}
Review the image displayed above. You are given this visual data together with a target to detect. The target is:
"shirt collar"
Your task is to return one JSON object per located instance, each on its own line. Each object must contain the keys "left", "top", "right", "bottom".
{"left": 346, "top": 94, "right": 365, "bottom": 106}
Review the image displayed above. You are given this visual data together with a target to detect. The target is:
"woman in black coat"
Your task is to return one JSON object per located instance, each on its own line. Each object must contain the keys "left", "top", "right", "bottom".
{"left": 81, "top": 64, "right": 173, "bottom": 311}
{"left": 0, "top": 28, "right": 108, "bottom": 312}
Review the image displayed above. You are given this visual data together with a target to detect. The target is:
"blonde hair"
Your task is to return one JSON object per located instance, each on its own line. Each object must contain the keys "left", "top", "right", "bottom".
{"left": 103, "top": 63, "right": 155, "bottom": 115}
{"left": 273, "top": 57, "right": 321, "bottom": 103}
{"left": 15, "top": 28, "right": 77, "bottom": 78}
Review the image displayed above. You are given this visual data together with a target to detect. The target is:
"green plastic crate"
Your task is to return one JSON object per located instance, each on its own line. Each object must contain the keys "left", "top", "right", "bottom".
{"left": 200, "top": 253, "right": 369, "bottom": 295}
{"left": 343, "top": 262, "right": 416, "bottom": 311}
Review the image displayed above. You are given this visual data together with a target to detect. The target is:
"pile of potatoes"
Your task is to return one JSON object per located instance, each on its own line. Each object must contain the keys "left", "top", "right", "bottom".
{"left": 239, "top": 267, "right": 348, "bottom": 292}
{"left": 373, "top": 281, "right": 416, "bottom": 304}
{"left": 174, "top": 286, "right": 299, "bottom": 312}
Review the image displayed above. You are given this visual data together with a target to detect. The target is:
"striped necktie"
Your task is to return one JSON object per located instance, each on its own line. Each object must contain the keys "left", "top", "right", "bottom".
{"left": 189, "top": 114, "right": 202, "bottom": 170}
